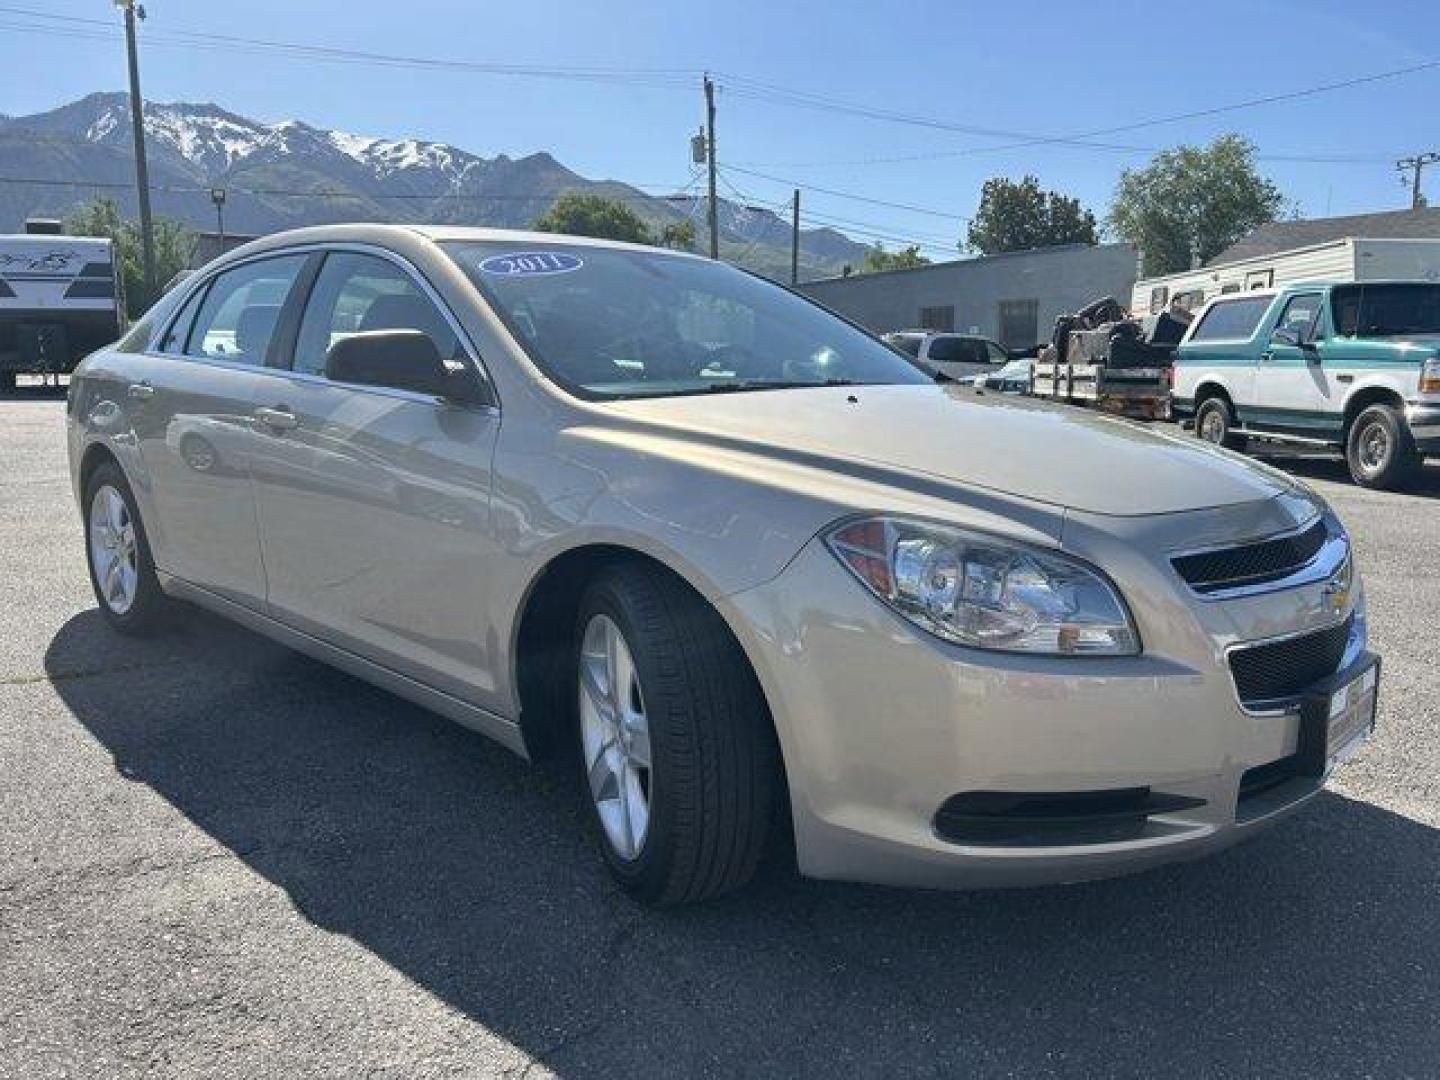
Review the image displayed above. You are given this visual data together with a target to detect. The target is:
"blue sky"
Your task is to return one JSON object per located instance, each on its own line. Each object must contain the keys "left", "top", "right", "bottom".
{"left": 4, "top": 0, "right": 1438, "bottom": 257}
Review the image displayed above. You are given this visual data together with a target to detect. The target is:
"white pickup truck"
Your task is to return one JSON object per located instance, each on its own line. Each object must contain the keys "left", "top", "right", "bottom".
{"left": 1172, "top": 281, "right": 1440, "bottom": 489}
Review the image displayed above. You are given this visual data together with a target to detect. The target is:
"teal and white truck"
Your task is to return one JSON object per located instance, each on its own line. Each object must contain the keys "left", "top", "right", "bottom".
{"left": 1172, "top": 281, "right": 1440, "bottom": 489}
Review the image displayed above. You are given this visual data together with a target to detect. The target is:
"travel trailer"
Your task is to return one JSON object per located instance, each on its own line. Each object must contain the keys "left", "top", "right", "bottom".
{"left": 1132, "top": 238, "right": 1440, "bottom": 318}
{"left": 0, "top": 222, "right": 124, "bottom": 390}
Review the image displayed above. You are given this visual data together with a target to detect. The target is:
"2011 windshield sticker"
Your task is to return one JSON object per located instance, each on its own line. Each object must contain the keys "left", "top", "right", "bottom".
{"left": 478, "top": 252, "right": 583, "bottom": 276}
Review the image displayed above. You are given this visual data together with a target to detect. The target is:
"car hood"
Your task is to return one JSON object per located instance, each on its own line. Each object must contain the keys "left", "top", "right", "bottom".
{"left": 604, "top": 384, "right": 1296, "bottom": 517}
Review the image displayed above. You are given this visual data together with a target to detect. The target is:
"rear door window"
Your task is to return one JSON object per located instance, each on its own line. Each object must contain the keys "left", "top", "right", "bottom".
{"left": 185, "top": 255, "right": 308, "bottom": 365}
{"left": 1189, "top": 296, "right": 1273, "bottom": 342}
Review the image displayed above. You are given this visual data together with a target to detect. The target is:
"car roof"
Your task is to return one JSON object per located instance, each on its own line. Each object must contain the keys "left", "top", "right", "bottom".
{"left": 215, "top": 222, "right": 705, "bottom": 263}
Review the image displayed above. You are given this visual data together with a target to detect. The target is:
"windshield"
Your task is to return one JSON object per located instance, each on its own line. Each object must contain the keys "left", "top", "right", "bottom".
{"left": 1332, "top": 284, "right": 1440, "bottom": 338}
{"left": 444, "top": 241, "right": 929, "bottom": 399}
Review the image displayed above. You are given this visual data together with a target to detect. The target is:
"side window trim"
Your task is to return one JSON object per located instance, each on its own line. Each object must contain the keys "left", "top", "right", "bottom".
{"left": 153, "top": 276, "right": 214, "bottom": 356}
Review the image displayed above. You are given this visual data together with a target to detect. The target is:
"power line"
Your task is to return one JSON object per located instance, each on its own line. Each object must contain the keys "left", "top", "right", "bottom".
{"left": 721, "top": 61, "right": 1439, "bottom": 164}
{"left": 723, "top": 166, "right": 961, "bottom": 221}
{"left": 0, "top": 6, "right": 700, "bottom": 88}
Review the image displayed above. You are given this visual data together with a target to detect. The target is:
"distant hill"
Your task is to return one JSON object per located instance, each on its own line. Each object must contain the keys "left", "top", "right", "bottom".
{"left": 0, "top": 92, "right": 871, "bottom": 281}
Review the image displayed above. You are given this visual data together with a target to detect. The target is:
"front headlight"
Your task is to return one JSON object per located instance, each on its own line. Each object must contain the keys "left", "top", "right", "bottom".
{"left": 825, "top": 516, "right": 1139, "bottom": 656}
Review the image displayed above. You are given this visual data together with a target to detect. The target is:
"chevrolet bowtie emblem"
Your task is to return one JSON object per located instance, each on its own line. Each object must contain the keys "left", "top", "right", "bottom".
{"left": 1321, "top": 569, "right": 1351, "bottom": 614}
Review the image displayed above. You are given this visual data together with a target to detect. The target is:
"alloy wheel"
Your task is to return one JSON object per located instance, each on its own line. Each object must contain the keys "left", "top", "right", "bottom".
{"left": 579, "top": 614, "right": 653, "bottom": 861}
{"left": 89, "top": 484, "right": 139, "bottom": 615}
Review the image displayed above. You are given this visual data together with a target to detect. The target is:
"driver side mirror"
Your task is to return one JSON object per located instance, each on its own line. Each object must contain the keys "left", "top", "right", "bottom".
{"left": 1270, "top": 326, "right": 1304, "bottom": 348}
{"left": 325, "top": 330, "right": 488, "bottom": 405}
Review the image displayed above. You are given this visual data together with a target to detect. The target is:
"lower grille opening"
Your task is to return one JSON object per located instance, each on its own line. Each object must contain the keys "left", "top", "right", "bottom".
{"left": 1229, "top": 615, "right": 1353, "bottom": 709}
{"left": 934, "top": 788, "right": 1206, "bottom": 847}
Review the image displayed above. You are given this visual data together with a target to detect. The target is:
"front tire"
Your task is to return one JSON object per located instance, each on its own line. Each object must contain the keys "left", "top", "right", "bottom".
{"left": 83, "top": 460, "right": 176, "bottom": 635}
{"left": 573, "top": 564, "right": 779, "bottom": 905}
{"left": 1347, "top": 404, "right": 1421, "bottom": 490}
{"left": 1195, "top": 396, "right": 1246, "bottom": 451}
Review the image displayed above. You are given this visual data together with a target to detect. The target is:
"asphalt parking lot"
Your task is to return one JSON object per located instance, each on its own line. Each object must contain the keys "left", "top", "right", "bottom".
{"left": 2, "top": 388, "right": 1438, "bottom": 1079}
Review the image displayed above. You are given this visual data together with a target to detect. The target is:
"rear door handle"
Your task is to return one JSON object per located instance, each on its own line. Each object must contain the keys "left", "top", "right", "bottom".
{"left": 127, "top": 381, "right": 155, "bottom": 401}
{"left": 254, "top": 406, "right": 299, "bottom": 432}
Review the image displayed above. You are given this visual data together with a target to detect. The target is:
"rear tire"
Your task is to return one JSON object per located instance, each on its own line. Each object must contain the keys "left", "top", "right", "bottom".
{"left": 572, "top": 563, "right": 779, "bottom": 906}
{"left": 1346, "top": 404, "right": 1421, "bottom": 490}
{"left": 83, "top": 460, "right": 176, "bottom": 636}
{"left": 1195, "top": 396, "right": 1246, "bottom": 452}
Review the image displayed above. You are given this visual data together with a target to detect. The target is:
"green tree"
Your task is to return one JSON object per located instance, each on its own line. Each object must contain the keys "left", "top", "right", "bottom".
{"left": 965, "top": 175, "right": 1099, "bottom": 255}
{"left": 1108, "top": 135, "right": 1286, "bottom": 276}
{"left": 659, "top": 219, "right": 696, "bottom": 251}
{"left": 533, "top": 192, "right": 653, "bottom": 244}
{"left": 66, "top": 196, "right": 193, "bottom": 317}
{"left": 860, "top": 243, "right": 931, "bottom": 273}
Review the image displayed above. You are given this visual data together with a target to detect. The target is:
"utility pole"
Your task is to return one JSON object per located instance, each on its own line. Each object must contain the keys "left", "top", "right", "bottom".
{"left": 116, "top": 0, "right": 156, "bottom": 306}
{"left": 1397, "top": 152, "right": 1439, "bottom": 210}
{"left": 704, "top": 75, "right": 719, "bottom": 259}
{"left": 790, "top": 188, "right": 800, "bottom": 285}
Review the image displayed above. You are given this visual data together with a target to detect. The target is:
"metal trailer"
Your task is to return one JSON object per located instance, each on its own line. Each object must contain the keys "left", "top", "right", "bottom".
{"left": 1031, "top": 359, "right": 1171, "bottom": 420}
{"left": 0, "top": 229, "right": 125, "bottom": 391}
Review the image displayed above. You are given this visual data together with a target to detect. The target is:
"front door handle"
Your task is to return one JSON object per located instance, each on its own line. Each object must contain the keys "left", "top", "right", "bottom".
{"left": 1258, "top": 351, "right": 1272, "bottom": 363}
{"left": 254, "top": 405, "right": 299, "bottom": 432}
{"left": 127, "top": 381, "right": 155, "bottom": 401}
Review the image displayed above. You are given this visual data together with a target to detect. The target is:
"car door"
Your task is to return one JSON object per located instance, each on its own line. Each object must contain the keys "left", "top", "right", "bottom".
{"left": 128, "top": 252, "right": 310, "bottom": 606}
{"left": 1257, "top": 292, "right": 1336, "bottom": 435}
{"left": 246, "top": 248, "right": 504, "bottom": 705}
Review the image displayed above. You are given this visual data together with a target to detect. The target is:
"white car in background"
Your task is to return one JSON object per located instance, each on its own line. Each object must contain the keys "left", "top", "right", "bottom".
{"left": 883, "top": 330, "right": 1011, "bottom": 383}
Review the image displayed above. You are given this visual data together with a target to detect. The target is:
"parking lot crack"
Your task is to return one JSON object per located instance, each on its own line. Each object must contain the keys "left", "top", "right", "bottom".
{"left": 0, "top": 655, "right": 192, "bottom": 688}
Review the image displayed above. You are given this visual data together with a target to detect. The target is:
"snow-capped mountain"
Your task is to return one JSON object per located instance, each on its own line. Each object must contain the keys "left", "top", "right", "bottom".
{"left": 0, "top": 92, "right": 872, "bottom": 280}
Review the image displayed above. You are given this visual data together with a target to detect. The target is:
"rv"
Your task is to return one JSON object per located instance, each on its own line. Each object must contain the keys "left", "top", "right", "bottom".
{"left": 0, "top": 223, "right": 125, "bottom": 391}
{"left": 1131, "top": 238, "right": 1440, "bottom": 318}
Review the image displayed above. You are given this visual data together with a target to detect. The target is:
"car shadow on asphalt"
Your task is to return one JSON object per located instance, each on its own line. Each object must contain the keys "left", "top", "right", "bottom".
{"left": 45, "top": 608, "right": 1440, "bottom": 1076}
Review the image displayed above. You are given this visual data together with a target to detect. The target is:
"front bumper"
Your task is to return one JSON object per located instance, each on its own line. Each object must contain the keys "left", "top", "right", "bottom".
{"left": 720, "top": 502, "right": 1371, "bottom": 890}
{"left": 1405, "top": 402, "right": 1440, "bottom": 453}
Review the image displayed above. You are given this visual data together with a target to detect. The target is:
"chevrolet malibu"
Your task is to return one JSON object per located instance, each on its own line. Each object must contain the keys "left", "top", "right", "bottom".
{"left": 67, "top": 225, "right": 1379, "bottom": 905}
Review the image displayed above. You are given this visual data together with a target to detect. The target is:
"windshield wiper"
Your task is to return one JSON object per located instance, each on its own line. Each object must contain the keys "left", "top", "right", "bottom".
{"left": 699, "top": 378, "right": 861, "bottom": 393}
